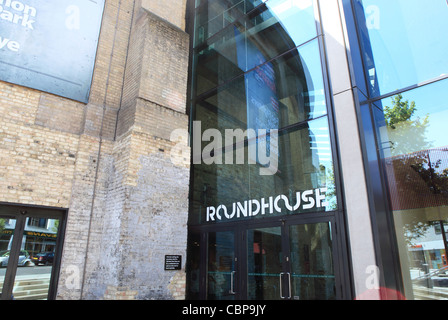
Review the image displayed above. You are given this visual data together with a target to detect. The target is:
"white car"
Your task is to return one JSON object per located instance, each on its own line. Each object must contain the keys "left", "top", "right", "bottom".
{"left": 0, "top": 250, "right": 32, "bottom": 267}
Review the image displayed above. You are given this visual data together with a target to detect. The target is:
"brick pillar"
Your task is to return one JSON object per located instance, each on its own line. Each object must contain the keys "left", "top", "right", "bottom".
{"left": 56, "top": 0, "right": 190, "bottom": 300}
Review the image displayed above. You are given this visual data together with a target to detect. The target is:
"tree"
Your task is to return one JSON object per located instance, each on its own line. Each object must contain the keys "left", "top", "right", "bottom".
{"left": 384, "top": 94, "right": 431, "bottom": 156}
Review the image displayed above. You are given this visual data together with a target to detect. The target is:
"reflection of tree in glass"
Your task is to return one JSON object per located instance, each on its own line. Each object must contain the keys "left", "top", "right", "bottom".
{"left": 384, "top": 94, "right": 431, "bottom": 155}
{"left": 411, "top": 158, "right": 448, "bottom": 195}
{"left": 320, "top": 164, "right": 337, "bottom": 211}
{"left": 384, "top": 94, "right": 448, "bottom": 246}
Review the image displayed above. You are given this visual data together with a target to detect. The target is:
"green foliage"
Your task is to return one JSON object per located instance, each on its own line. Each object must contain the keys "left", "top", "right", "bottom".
{"left": 384, "top": 94, "right": 417, "bottom": 129}
{"left": 384, "top": 94, "right": 431, "bottom": 155}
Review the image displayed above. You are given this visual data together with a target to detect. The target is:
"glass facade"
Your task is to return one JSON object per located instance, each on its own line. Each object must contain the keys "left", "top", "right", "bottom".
{"left": 187, "top": 0, "right": 346, "bottom": 300}
{"left": 350, "top": 0, "right": 448, "bottom": 300}
{"left": 189, "top": 0, "right": 337, "bottom": 225}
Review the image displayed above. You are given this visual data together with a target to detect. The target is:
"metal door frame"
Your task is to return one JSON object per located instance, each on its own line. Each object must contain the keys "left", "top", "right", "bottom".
{"left": 192, "top": 212, "right": 349, "bottom": 300}
{"left": 0, "top": 203, "right": 67, "bottom": 300}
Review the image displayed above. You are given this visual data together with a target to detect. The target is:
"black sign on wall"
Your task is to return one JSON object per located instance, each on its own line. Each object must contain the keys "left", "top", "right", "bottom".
{"left": 0, "top": 0, "right": 105, "bottom": 103}
{"left": 164, "top": 255, "right": 182, "bottom": 271}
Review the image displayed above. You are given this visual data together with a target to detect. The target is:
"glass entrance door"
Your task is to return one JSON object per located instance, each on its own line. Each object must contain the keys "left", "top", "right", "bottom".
{"left": 245, "top": 220, "right": 336, "bottom": 300}
{"left": 190, "top": 215, "right": 342, "bottom": 300}
{"left": 207, "top": 230, "right": 236, "bottom": 300}
{"left": 286, "top": 221, "right": 336, "bottom": 300}
{"left": 0, "top": 205, "right": 65, "bottom": 300}
{"left": 247, "top": 226, "right": 283, "bottom": 300}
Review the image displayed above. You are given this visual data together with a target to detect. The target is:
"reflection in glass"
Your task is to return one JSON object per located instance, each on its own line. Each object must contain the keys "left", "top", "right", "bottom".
{"left": 196, "top": 40, "right": 327, "bottom": 129}
{"left": 186, "top": 231, "right": 201, "bottom": 299}
{"left": 190, "top": 116, "right": 336, "bottom": 224}
{"left": 13, "top": 217, "right": 59, "bottom": 300}
{"left": 190, "top": 36, "right": 336, "bottom": 224}
{"left": 247, "top": 227, "right": 282, "bottom": 300}
{"left": 355, "top": 0, "right": 448, "bottom": 97}
{"left": 194, "top": 0, "right": 263, "bottom": 46}
{"left": 0, "top": 217, "right": 16, "bottom": 298}
{"left": 194, "top": 0, "right": 318, "bottom": 96}
{"left": 195, "top": 0, "right": 315, "bottom": 48}
{"left": 289, "top": 222, "right": 335, "bottom": 300}
{"left": 207, "top": 231, "right": 235, "bottom": 300}
{"left": 375, "top": 80, "right": 448, "bottom": 299}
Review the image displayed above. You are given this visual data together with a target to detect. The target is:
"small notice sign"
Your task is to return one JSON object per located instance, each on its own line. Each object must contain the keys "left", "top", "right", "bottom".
{"left": 164, "top": 255, "right": 182, "bottom": 271}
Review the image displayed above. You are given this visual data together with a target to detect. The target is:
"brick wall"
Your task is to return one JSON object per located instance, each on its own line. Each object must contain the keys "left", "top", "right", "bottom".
{"left": 0, "top": 0, "right": 190, "bottom": 300}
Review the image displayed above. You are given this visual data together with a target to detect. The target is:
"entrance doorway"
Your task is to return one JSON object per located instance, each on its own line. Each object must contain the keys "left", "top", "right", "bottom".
{"left": 0, "top": 204, "right": 66, "bottom": 300}
{"left": 188, "top": 215, "right": 347, "bottom": 300}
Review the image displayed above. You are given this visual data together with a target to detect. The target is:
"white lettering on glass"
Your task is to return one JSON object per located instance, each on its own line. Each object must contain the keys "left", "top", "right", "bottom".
{"left": 206, "top": 188, "right": 329, "bottom": 222}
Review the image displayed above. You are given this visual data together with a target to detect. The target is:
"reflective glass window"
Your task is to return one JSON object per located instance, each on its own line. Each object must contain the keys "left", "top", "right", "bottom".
{"left": 194, "top": 0, "right": 247, "bottom": 47}
{"left": 374, "top": 79, "right": 448, "bottom": 299}
{"left": 190, "top": 0, "right": 336, "bottom": 225}
{"left": 195, "top": 0, "right": 315, "bottom": 48}
{"left": 196, "top": 40, "right": 327, "bottom": 128}
{"left": 189, "top": 115, "right": 336, "bottom": 224}
{"left": 354, "top": 0, "right": 448, "bottom": 97}
{"left": 193, "top": 0, "right": 318, "bottom": 96}
{"left": 207, "top": 231, "right": 235, "bottom": 300}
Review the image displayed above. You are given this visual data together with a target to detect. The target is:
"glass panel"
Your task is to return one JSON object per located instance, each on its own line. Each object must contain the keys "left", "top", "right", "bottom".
{"left": 355, "top": 0, "right": 448, "bottom": 98}
{"left": 12, "top": 216, "right": 60, "bottom": 300}
{"left": 194, "top": 0, "right": 248, "bottom": 46}
{"left": 245, "top": 40, "right": 327, "bottom": 128}
{"left": 186, "top": 230, "right": 201, "bottom": 300}
{"left": 195, "top": 0, "right": 265, "bottom": 10}
{"left": 207, "top": 231, "right": 235, "bottom": 299}
{"left": 189, "top": 116, "right": 337, "bottom": 224}
{"left": 0, "top": 216, "right": 16, "bottom": 299}
{"left": 289, "top": 222, "right": 335, "bottom": 300}
{"left": 194, "top": 0, "right": 318, "bottom": 96}
{"left": 247, "top": 226, "right": 282, "bottom": 300}
{"left": 196, "top": 40, "right": 327, "bottom": 129}
{"left": 262, "top": 0, "right": 316, "bottom": 48}
{"left": 194, "top": 0, "right": 313, "bottom": 48}
{"left": 194, "top": 27, "right": 246, "bottom": 96}
{"left": 374, "top": 79, "right": 448, "bottom": 299}
{"left": 247, "top": 116, "right": 336, "bottom": 214}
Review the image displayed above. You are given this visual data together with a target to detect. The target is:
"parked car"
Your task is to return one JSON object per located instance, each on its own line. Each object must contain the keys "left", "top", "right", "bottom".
{"left": 32, "top": 252, "right": 54, "bottom": 266}
{"left": 0, "top": 250, "right": 32, "bottom": 267}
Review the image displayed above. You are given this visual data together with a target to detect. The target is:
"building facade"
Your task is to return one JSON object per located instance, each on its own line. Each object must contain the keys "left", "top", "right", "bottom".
{"left": 0, "top": 0, "right": 447, "bottom": 300}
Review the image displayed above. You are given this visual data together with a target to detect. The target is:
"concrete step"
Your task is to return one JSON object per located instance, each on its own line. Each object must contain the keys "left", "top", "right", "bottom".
{"left": 14, "top": 292, "right": 48, "bottom": 300}
{"left": 413, "top": 285, "right": 448, "bottom": 300}
{"left": 11, "top": 278, "right": 50, "bottom": 300}
{"left": 14, "top": 283, "right": 49, "bottom": 296}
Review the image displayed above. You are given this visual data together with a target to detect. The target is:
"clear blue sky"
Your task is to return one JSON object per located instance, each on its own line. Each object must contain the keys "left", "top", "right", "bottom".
{"left": 364, "top": 0, "right": 448, "bottom": 149}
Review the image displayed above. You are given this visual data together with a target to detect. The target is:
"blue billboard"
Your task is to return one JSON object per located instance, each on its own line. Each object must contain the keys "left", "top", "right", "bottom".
{"left": 0, "top": 0, "right": 105, "bottom": 103}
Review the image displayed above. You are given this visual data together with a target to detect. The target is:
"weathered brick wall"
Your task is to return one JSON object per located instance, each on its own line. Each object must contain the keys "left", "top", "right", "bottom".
{"left": 141, "top": 0, "right": 188, "bottom": 31}
{"left": 62, "top": 0, "right": 190, "bottom": 300}
{"left": 0, "top": 0, "right": 190, "bottom": 300}
{"left": 0, "top": 84, "right": 80, "bottom": 208}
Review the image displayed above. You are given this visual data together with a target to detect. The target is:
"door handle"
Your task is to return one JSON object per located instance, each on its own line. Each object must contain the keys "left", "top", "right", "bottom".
{"left": 279, "top": 273, "right": 285, "bottom": 299}
{"left": 229, "top": 271, "right": 236, "bottom": 295}
{"left": 279, "top": 272, "right": 291, "bottom": 299}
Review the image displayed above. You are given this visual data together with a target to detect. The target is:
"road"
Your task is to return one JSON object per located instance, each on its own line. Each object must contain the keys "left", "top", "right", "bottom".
{"left": 0, "top": 265, "right": 52, "bottom": 278}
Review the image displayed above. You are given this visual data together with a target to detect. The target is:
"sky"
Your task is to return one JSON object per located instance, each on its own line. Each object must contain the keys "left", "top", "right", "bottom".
{"left": 364, "top": 0, "right": 448, "bottom": 149}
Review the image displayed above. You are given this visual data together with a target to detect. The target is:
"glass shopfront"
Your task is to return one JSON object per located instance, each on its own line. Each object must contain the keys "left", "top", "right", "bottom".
{"left": 187, "top": 0, "right": 350, "bottom": 300}
{"left": 0, "top": 204, "right": 66, "bottom": 300}
{"left": 348, "top": 0, "right": 448, "bottom": 300}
